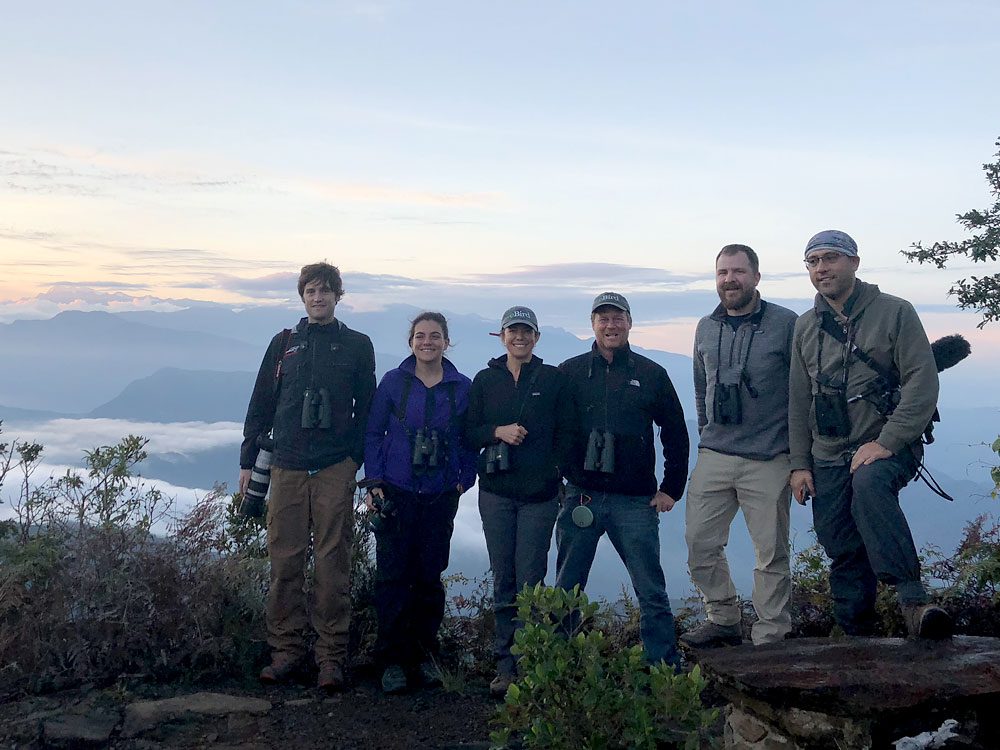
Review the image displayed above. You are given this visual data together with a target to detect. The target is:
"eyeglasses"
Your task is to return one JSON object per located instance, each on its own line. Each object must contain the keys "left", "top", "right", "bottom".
{"left": 804, "top": 253, "right": 847, "bottom": 268}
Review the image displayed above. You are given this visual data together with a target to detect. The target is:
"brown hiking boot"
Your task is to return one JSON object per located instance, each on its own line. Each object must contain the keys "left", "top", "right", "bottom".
{"left": 259, "top": 655, "right": 300, "bottom": 684}
{"left": 901, "top": 604, "right": 953, "bottom": 640}
{"left": 679, "top": 621, "right": 743, "bottom": 649}
{"left": 317, "top": 663, "right": 346, "bottom": 693}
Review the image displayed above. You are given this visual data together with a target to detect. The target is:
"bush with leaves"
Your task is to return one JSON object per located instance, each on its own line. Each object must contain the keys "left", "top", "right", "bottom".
{"left": 490, "top": 584, "right": 717, "bottom": 750}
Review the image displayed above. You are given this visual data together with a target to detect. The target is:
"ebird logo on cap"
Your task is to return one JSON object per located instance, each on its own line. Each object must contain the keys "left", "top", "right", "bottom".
{"left": 591, "top": 292, "right": 630, "bottom": 314}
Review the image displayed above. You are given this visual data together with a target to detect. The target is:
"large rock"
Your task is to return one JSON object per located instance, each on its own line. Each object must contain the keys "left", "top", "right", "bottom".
{"left": 121, "top": 691, "right": 272, "bottom": 738}
{"left": 696, "top": 636, "right": 1000, "bottom": 749}
{"left": 42, "top": 712, "right": 118, "bottom": 747}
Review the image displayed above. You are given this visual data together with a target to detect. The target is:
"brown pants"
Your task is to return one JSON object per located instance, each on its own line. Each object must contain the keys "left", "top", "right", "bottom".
{"left": 266, "top": 459, "right": 357, "bottom": 667}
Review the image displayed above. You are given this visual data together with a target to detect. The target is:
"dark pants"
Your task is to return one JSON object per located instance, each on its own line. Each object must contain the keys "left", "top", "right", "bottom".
{"left": 812, "top": 452, "right": 927, "bottom": 635}
{"left": 373, "top": 485, "right": 461, "bottom": 668}
{"left": 555, "top": 485, "right": 680, "bottom": 667}
{"left": 479, "top": 489, "right": 558, "bottom": 677}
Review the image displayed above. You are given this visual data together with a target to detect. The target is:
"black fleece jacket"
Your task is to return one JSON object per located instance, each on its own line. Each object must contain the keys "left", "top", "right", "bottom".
{"left": 240, "top": 317, "right": 376, "bottom": 471}
{"left": 465, "top": 355, "right": 575, "bottom": 502}
{"left": 559, "top": 343, "right": 689, "bottom": 499}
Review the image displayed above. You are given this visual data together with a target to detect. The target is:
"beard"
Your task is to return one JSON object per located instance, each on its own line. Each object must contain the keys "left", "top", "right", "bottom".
{"left": 718, "top": 285, "right": 755, "bottom": 311}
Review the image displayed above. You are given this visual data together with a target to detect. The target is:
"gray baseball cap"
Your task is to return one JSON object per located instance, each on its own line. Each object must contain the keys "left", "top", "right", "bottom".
{"left": 500, "top": 306, "right": 539, "bottom": 332}
{"left": 805, "top": 230, "right": 859, "bottom": 258}
{"left": 591, "top": 291, "right": 630, "bottom": 314}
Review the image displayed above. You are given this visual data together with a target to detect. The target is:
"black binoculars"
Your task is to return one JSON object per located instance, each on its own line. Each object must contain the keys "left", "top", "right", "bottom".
{"left": 584, "top": 428, "right": 615, "bottom": 474}
{"left": 301, "top": 387, "right": 332, "bottom": 429}
{"left": 713, "top": 383, "right": 743, "bottom": 426}
{"left": 412, "top": 428, "right": 443, "bottom": 472}
{"left": 484, "top": 441, "right": 511, "bottom": 474}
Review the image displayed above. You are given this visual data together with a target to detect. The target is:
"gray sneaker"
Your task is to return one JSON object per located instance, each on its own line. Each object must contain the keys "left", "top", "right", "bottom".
{"left": 381, "top": 664, "right": 408, "bottom": 694}
{"left": 679, "top": 621, "right": 743, "bottom": 648}
{"left": 901, "top": 604, "right": 953, "bottom": 640}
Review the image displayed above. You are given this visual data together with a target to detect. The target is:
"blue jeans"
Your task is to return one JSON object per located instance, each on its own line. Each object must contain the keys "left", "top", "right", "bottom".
{"left": 555, "top": 485, "right": 680, "bottom": 667}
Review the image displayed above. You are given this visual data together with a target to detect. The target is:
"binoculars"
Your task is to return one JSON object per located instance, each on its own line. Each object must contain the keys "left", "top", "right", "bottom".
{"left": 412, "top": 428, "right": 443, "bottom": 472}
{"left": 239, "top": 435, "right": 274, "bottom": 518}
{"left": 713, "top": 383, "right": 743, "bottom": 425}
{"left": 584, "top": 428, "right": 615, "bottom": 474}
{"left": 301, "top": 387, "right": 333, "bottom": 429}
{"left": 484, "top": 441, "right": 511, "bottom": 474}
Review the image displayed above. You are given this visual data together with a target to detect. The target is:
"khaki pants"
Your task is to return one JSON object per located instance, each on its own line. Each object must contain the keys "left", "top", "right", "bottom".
{"left": 685, "top": 448, "right": 791, "bottom": 645}
{"left": 266, "top": 459, "right": 357, "bottom": 667}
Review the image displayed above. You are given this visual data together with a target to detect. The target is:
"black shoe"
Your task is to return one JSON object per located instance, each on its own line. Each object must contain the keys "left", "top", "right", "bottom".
{"left": 902, "top": 604, "right": 953, "bottom": 640}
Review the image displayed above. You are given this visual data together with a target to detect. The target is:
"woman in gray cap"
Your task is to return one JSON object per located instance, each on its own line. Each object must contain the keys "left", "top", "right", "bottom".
{"left": 465, "top": 306, "right": 575, "bottom": 696}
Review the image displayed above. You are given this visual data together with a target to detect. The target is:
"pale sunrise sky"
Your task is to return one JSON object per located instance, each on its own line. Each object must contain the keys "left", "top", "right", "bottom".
{"left": 2, "top": 0, "right": 999, "bottom": 352}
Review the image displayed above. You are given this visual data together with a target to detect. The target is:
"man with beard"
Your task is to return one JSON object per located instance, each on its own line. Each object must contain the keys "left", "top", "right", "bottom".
{"left": 680, "top": 245, "right": 798, "bottom": 649}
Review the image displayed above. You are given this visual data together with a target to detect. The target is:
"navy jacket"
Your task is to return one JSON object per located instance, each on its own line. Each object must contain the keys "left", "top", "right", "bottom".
{"left": 466, "top": 355, "right": 575, "bottom": 502}
{"left": 241, "top": 317, "right": 376, "bottom": 471}
{"left": 364, "top": 355, "right": 477, "bottom": 495}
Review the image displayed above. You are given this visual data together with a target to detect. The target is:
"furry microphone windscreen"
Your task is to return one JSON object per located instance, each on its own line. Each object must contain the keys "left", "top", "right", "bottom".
{"left": 931, "top": 334, "right": 971, "bottom": 373}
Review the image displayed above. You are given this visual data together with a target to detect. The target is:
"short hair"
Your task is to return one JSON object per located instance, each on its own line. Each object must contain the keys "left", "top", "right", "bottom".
{"left": 297, "top": 262, "right": 344, "bottom": 301}
{"left": 715, "top": 244, "right": 760, "bottom": 275}
{"left": 408, "top": 311, "right": 450, "bottom": 344}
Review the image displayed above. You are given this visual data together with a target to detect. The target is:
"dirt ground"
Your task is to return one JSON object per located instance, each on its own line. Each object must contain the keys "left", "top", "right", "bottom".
{"left": 0, "top": 669, "right": 498, "bottom": 749}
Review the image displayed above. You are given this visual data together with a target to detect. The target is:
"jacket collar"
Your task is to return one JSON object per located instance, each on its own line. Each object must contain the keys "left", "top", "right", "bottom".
{"left": 399, "top": 354, "right": 464, "bottom": 384}
{"left": 708, "top": 293, "right": 766, "bottom": 324}
{"left": 487, "top": 353, "right": 544, "bottom": 371}
{"left": 589, "top": 341, "right": 634, "bottom": 369}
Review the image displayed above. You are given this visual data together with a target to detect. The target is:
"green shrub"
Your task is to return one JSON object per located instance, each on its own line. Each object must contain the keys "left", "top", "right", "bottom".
{"left": 490, "top": 584, "right": 717, "bottom": 750}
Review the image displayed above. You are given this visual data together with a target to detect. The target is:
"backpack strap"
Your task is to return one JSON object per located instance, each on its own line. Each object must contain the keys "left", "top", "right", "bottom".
{"left": 395, "top": 374, "right": 414, "bottom": 423}
{"left": 273, "top": 328, "right": 293, "bottom": 395}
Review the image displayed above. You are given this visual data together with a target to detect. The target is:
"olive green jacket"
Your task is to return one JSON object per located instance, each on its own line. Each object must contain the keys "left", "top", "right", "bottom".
{"left": 789, "top": 279, "right": 938, "bottom": 470}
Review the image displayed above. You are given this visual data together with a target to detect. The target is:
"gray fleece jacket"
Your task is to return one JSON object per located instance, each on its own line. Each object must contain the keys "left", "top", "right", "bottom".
{"left": 789, "top": 279, "right": 938, "bottom": 470}
{"left": 693, "top": 296, "right": 798, "bottom": 460}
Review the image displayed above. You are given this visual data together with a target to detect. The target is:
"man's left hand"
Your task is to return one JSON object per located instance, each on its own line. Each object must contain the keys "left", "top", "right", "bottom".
{"left": 650, "top": 491, "right": 677, "bottom": 513}
{"left": 850, "top": 441, "right": 892, "bottom": 473}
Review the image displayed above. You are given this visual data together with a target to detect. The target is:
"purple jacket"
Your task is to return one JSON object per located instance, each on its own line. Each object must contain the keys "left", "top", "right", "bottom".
{"left": 364, "top": 355, "right": 477, "bottom": 495}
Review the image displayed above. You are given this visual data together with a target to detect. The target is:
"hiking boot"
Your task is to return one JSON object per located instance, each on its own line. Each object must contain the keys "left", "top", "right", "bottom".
{"left": 416, "top": 660, "right": 443, "bottom": 689}
{"left": 259, "top": 655, "right": 300, "bottom": 684}
{"left": 381, "top": 664, "right": 408, "bottom": 694}
{"left": 490, "top": 673, "right": 514, "bottom": 698}
{"left": 317, "top": 662, "right": 346, "bottom": 693}
{"left": 679, "top": 621, "right": 743, "bottom": 649}
{"left": 901, "top": 604, "right": 953, "bottom": 640}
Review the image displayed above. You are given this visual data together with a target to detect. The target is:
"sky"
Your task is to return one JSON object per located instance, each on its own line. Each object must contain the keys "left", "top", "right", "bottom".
{"left": 2, "top": 0, "right": 1000, "bottom": 353}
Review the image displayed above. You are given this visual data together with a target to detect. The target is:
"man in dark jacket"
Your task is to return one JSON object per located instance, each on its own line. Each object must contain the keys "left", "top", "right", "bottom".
{"left": 556, "top": 292, "right": 690, "bottom": 668}
{"left": 240, "top": 262, "right": 376, "bottom": 690}
{"left": 789, "top": 230, "right": 951, "bottom": 639}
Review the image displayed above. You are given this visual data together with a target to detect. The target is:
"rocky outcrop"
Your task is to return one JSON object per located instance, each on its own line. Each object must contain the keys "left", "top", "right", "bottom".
{"left": 120, "top": 691, "right": 272, "bottom": 738}
{"left": 696, "top": 636, "right": 1000, "bottom": 749}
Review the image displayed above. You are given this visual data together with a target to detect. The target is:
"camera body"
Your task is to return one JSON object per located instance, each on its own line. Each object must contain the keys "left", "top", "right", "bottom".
{"left": 301, "top": 387, "right": 332, "bottom": 429}
{"left": 814, "top": 390, "right": 851, "bottom": 437}
{"left": 368, "top": 492, "right": 397, "bottom": 533}
{"left": 239, "top": 435, "right": 274, "bottom": 518}
{"left": 583, "top": 428, "right": 615, "bottom": 474}
{"left": 484, "top": 441, "right": 511, "bottom": 474}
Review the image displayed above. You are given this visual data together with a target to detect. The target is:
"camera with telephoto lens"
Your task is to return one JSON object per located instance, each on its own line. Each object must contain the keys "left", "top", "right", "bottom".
{"left": 412, "top": 428, "right": 443, "bottom": 473}
{"left": 301, "top": 387, "right": 332, "bottom": 429}
{"left": 583, "top": 428, "right": 615, "bottom": 474}
{"left": 367, "top": 491, "right": 397, "bottom": 533}
{"left": 485, "top": 441, "right": 511, "bottom": 474}
{"left": 239, "top": 435, "right": 274, "bottom": 518}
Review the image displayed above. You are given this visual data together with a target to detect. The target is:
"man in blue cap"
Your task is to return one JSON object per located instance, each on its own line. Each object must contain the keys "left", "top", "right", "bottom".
{"left": 788, "top": 230, "right": 951, "bottom": 639}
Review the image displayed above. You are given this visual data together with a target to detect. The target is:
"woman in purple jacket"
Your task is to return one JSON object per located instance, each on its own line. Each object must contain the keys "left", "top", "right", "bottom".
{"left": 363, "top": 311, "right": 477, "bottom": 694}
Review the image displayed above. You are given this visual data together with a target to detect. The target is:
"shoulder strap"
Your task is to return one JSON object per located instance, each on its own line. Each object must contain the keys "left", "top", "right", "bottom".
{"left": 273, "top": 328, "right": 293, "bottom": 394}
{"left": 394, "top": 374, "right": 414, "bottom": 423}
{"left": 819, "top": 313, "right": 898, "bottom": 388}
